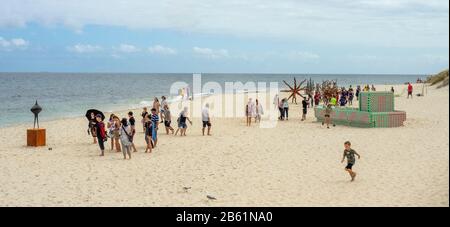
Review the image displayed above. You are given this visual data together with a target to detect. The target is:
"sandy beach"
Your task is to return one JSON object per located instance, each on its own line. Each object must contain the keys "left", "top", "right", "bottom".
{"left": 0, "top": 83, "right": 448, "bottom": 207}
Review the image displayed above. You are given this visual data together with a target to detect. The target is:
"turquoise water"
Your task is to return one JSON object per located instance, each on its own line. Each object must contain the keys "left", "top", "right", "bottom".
{"left": 0, "top": 73, "right": 422, "bottom": 127}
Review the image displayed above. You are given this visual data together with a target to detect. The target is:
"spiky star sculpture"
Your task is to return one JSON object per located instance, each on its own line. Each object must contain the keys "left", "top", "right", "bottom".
{"left": 281, "top": 77, "right": 307, "bottom": 104}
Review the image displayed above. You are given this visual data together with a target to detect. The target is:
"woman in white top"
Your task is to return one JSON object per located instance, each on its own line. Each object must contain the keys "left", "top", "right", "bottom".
{"left": 119, "top": 118, "right": 132, "bottom": 160}
{"left": 246, "top": 98, "right": 256, "bottom": 126}
{"left": 255, "top": 99, "right": 264, "bottom": 123}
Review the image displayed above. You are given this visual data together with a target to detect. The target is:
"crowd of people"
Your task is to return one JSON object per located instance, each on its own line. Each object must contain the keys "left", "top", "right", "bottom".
{"left": 87, "top": 83, "right": 414, "bottom": 160}
{"left": 88, "top": 96, "right": 212, "bottom": 159}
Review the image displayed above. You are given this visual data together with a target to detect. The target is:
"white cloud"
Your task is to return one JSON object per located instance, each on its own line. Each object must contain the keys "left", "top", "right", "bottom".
{"left": 116, "top": 44, "right": 140, "bottom": 53}
{"left": 287, "top": 51, "right": 320, "bottom": 62}
{"left": 422, "top": 54, "right": 449, "bottom": 64}
{"left": 193, "top": 47, "right": 229, "bottom": 59}
{"left": 0, "top": 37, "right": 29, "bottom": 50}
{"left": 148, "top": 45, "right": 177, "bottom": 55}
{"left": 0, "top": 0, "right": 447, "bottom": 48}
{"left": 67, "top": 44, "right": 102, "bottom": 53}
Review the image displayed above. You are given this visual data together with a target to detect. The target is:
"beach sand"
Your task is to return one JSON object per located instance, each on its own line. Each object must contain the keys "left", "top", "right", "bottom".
{"left": 0, "top": 84, "right": 448, "bottom": 207}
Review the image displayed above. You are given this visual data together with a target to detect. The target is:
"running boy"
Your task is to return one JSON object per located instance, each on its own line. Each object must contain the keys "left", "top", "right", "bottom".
{"left": 341, "top": 141, "right": 361, "bottom": 182}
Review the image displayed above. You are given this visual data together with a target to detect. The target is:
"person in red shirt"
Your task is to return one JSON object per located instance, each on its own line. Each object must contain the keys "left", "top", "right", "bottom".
{"left": 407, "top": 83, "right": 413, "bottom": 99}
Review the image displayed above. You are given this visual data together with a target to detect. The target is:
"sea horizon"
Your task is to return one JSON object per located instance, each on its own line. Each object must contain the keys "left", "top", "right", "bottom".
{"left": 0, "top": 72, "right": 425, "bottom": 128}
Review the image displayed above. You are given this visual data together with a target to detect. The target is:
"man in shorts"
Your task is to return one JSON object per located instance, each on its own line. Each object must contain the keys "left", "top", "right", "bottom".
{"left": 407, "top": 83, "right": 413, "bottom": 99}
{"left": 202, "top": 103, "right": 212, "bottom": 136}
{"left": 163, "top": 104, "right": 174, "bottom": 134}
{"left": 341, "top": 141, "right": 361, "bottom": 182}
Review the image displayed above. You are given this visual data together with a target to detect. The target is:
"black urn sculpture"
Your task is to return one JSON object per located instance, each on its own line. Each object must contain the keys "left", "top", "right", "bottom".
{"left": 30, "top": 100, "right": 42, "bottom": 129}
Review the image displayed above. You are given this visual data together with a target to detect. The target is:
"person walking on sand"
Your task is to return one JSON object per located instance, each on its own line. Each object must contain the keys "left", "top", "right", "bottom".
{"left": 128, "top": 111, "right": 137, "bottom": 152}
{"left": 141, "top": 107, "right": 148, "bottom": 133}
{"left": 175, "top": 107, "right": 192, "bottom": 136}
{"left": 407, "top": 83, "right": 413, "bottom": 99}
{"left": 95, "top": 114, "right": 107, "bottom": 156}
{"left": 160, "top": 96, "right": 168, "bottom": 123}
{"left": 348, "top": 88, "right": 354, "bottom": 106}
{"left": 163, "top": 104, "right": 175, "bottom": 135}
{"left": 202, "top": 103, "right": 212, "bottom": 136}
{"left": 301, "top": 97, "right": 309, "bottom": 121}
{"left": 88, "top": 112, "right": 97, "bottom": 144}
{"left": 341, "top": 141, "right": 361, "bottom": 182}
{"left": 255, "top": 99, "right": 264, "bottom": 123}
{"left": 150, "top": 108, "right": 160, "bottom": 147}
{"left": 282, "top": 98, "right": 289, "bottom": 120}
{"left": 322, "top": 104, "right": 335, "bottom": 129}
{"left": 119, "top": 118, "right": 132, "bottom": 160}
{"left": 143, "top": 113, "right": 153, "bottom": 153}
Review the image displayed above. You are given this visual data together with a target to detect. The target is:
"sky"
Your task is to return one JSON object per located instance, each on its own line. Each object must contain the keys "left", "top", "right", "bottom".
{"left": 0, "top": 0, "right": 448, "bottom": 74}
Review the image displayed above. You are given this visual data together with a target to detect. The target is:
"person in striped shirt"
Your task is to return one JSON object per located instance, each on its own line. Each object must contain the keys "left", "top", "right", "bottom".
{"left": 150, "top": 108, "right": 160, "bottom": 147}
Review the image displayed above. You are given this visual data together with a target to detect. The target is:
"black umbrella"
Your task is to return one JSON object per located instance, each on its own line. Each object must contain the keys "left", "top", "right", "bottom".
{"left": 85, "top": 109, "right": 105, "bottom": 121}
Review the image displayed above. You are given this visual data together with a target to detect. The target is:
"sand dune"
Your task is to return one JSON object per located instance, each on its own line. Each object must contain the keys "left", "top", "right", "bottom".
{"left": 0, "top": 84, "right": 448, "bottom": 206}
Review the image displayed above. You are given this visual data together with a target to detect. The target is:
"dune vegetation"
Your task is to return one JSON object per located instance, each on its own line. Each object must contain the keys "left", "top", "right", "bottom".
{"left": 427, "top": 69, "right": 449, "bottom": 88}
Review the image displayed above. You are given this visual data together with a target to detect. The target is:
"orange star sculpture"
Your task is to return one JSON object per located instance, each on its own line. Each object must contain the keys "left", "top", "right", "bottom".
{"left": 281, "top": 77, "right": 307, "bottom": 104}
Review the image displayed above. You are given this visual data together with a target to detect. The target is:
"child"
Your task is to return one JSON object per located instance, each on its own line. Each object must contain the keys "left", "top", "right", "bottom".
{"left": 341, "top": 141, "right": 361, "bottom": 182}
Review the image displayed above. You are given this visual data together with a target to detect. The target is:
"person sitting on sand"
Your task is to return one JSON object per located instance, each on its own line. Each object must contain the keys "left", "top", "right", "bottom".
{"left": 119, "top": 118, "right": 132, "bottom": 160}
{"left": 371, "top": 84, "right": 376, "bottom": 91}
{"left": 95, "top": 114, "right": 107, "bottom": 156}
{"left": 127, "top": 111, "right": 137, "bottom": 152}
{"left": 202, "top": 103, "right": 212, "bottom": 136}
{"left": 301, "top": 97, "right": 309, "bottom": 121}
{"left": 322, "top": 104, "right": 335, "bottom": 129}
{"left": 143, "top": 113, "right": 153, "bottom": 153}
{"left": 150, "top": 108, "right": 159, "bottom": 147}
{"left": 391, "top": 86, "right": 395, "bottom": 93}
{"left": 255, "top": 99, "right": 264, "bottom": 123}
{"left": 141, "top": 107, "right": 148, "bottom": 133}
{"left": 163, "top": 104, "right": 175, "bottom": 135}
{"left": 175, "top": 107, "right": 192, "bottom": 136}
{"left": 88, "top": 112, "right": 97, "bottom": 144}
{"left": 341, "top": 141, "right": 361, "bottom": 182}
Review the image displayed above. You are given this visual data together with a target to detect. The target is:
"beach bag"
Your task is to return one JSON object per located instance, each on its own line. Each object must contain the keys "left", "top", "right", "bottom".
{"left": 122, "top": 126, "right": 133, "bottom": 142}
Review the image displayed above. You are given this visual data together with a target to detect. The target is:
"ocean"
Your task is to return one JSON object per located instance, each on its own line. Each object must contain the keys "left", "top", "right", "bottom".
{"left": 0, "top": 73, "right": 423, "bottom": 127}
